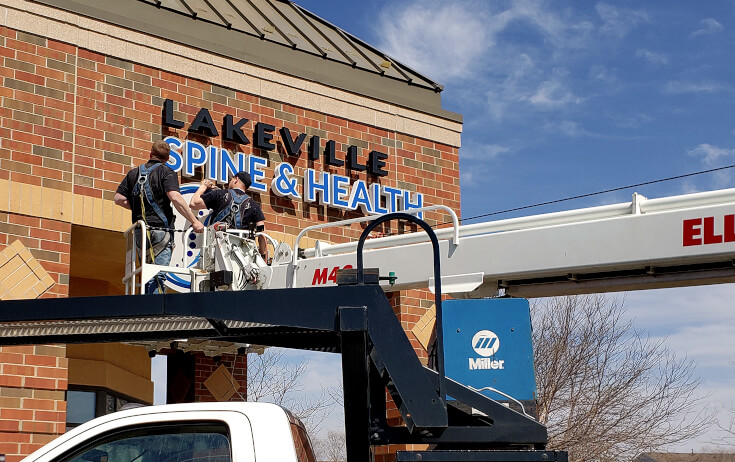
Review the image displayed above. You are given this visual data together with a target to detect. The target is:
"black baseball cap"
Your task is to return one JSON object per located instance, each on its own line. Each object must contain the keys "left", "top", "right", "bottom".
{"left": 234, "top": 171, "right": 252, "bottom": 189}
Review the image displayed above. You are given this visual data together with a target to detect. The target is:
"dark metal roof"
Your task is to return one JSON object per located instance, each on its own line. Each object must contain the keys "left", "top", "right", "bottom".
{"left": 30, "top": 0, "right": 461, "bottom": 121}
{"left": 144, "top": 0, "right": 441, "bottom": 90}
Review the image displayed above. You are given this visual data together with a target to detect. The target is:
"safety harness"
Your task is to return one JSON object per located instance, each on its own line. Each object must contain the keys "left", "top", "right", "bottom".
{"left": 132, "top": 162, "right": 172, "bottom": 268}
{"left": 212, "top": 189, "right": 252, "bottom": 229}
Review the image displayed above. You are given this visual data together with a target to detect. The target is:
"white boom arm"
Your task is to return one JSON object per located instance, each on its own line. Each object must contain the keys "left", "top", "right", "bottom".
{"left": 279, "top": 188, "right": 735, "bottom": 297}
{"left": 126, "top": 187, "right": 735, "bottom": 298}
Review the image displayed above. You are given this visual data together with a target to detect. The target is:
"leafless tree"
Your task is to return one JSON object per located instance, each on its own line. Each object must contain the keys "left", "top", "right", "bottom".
{"left": 711, "top": 360, "right": 735, "bottom": 448}
{"left": 247, "top": 348, "right": 333, "bottom": 432}
{"left": 312, "top": 430, "right": 346, "bottom": 462}
{"left": 532, "top": 295, "right": 713, "bottom": 461}
{"left": 714, "top": 412, "right": 735, "bottom": 448}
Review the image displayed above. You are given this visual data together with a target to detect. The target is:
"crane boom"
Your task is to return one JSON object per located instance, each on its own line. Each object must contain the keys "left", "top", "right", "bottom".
{"left": 126, "top": 187, "right": 735, "bottom": 298}
{"left": 290, "top": 188, "right": 735, "bottom": 297}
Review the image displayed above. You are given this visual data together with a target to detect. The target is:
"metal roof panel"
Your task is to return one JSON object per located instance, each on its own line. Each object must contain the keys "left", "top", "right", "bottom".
{"left": 262, "top": 2, "right": 323, "bottom": 55}
{"left": 271, "top": 1, "right": 351, "bottom": 63}
{"left": 204, "top": 0, "right": 257, "bottom": 34}
{"left": 29, "top": 0, "right": 461, "bottom": 121}
{"left": 181, "top": 0, "right": 222, "bottom": 24}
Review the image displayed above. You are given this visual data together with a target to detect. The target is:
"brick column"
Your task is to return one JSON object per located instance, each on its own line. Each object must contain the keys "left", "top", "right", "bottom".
{"left": 193, "top": 353, "right": 247, "bottom": 402}
{"left": 0, "top": 345, "right": 68, "bottom": 462}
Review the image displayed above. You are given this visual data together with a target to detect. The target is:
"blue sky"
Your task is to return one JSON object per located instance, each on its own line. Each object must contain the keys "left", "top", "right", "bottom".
{"left": 300, "top": 0, "right": 735, "bottom": 218}
{"left": 292, "top": 0, "right": 735, "bottom": 450}
{"left": 157, "top": 0, "right": 735, "bottom": 450}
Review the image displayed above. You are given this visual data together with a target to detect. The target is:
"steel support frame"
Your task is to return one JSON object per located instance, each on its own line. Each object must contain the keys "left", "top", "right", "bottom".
{"left": 0, "top": 285, "right": 550, "bottom": 458}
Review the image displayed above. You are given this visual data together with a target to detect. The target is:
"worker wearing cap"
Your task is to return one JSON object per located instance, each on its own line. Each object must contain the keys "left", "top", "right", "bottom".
{"left": 115, "top": 140, "right": 204, "bottom": 294}
{"left": 190, "top": 171, "right": 267, "bottom": 259}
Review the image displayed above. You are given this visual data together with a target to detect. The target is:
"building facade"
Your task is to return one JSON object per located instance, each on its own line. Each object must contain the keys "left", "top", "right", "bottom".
{"left": 0, "top": 1, "right": 462, "bottom": 460}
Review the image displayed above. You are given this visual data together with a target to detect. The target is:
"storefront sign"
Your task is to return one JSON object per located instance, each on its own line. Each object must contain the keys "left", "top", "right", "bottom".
{"left": 162, "top": 100, "right": 423, "bottom": 216}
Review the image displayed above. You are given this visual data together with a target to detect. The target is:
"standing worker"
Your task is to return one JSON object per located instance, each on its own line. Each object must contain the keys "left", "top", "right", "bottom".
{"left": 115, "top": 140, "right": 204, "bottom": 294}
{"left": 189, "top": 171, "right": 267, "bottom": 259}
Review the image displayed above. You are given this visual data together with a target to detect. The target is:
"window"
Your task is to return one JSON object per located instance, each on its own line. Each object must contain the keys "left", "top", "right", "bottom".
{"left": 59, "top": 424, "right": 231, "bottom": 462}
{"left": 66, "top": 389, "right": 143, "bottom": 428}
{"left": 66, "top": 391, "right": 96, "bottom": 425}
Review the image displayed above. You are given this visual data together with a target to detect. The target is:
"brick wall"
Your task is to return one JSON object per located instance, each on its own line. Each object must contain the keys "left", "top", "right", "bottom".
{"left": 193, "top": 353, "right": 247, "bottom": 402}
{"left": 0, "top": 213, "right": 70, "bottom": 297}
{"left": 0, "top": 25, "right": 460, "bottom": 228}
{"left": 0, "top": 17, "right": 460, "bottom": 461}
{"left": 0, "top": 345, "right": 67, "bottom": 462}
{"left": 0, "top": 28, "right": 76, "bottom": 195}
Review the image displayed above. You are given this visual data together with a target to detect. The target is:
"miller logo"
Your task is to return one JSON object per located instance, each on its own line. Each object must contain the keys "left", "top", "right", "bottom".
{"left": 471, "top": 330, "right": 500, "bottom": 357}
{"left": 469, "top": 330, "right": 505, "bottom": 370}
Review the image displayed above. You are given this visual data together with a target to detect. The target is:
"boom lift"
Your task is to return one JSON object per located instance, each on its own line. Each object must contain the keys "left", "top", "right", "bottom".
{"left": 5, "top": 187, "right": 735, "bottom": 462}
{"left": 124, "top": 187, "right": 735, "bottom": 298}
{"left": 2, "top": 213, "right": 564, "bottom": 462}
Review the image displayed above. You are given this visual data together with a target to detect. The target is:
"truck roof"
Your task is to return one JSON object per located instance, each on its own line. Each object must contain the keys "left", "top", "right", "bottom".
{"left": 24, "top": 402, "right": 302, "bottom": 462}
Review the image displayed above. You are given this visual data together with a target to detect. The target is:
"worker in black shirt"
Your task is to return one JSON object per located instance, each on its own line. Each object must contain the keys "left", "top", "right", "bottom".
{"left": 190, "top": 171, "right": 267, "bottom": 259}
{"left": 115, "top": 140, "right": 204, "bottom": 294}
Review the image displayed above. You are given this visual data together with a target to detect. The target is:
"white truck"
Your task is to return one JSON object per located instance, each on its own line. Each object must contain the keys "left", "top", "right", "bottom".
{"left": 22, "top": 402, "right": 315, "bottom": 462}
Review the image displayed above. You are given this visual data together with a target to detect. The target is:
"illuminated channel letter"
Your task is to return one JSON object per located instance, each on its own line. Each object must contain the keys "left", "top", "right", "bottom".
{"left": 370, "top": 183, "right": 388, "bottom": 214}
{"left": 331, "top": 174, "right": 350, "bottom": 209}
{"left": 305, "top": 170, "right": 330, "bottom": 205}
{"left": 248, "top": 156, "right": 268, "bottom": 192}
{"left": 218, "top": 148, "right": 244, "bottom": 184}
{"left": 349, "top": 180, "right": 372, "bottom": 213}
{"left": 184, "top": 141, "right": 207, "bottom": 177}
{"left": 165, "top": 136, "right": 183, "bottom": 172}
{"left": 383, "top": 186, "right": 403, "bottom": 213}
{"left": 403, "top": 191, "right": 424, "bottom": 219}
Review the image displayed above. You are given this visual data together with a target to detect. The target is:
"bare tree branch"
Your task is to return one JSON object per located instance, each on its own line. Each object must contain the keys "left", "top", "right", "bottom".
{"left": 532, "top": 295, "right": 715, "bottom": 461}
{"left": 312, "top": 430, "right": 346, "bottom": 462}
{"left": 247, "top": 349, "right": 334, "bottom": 433}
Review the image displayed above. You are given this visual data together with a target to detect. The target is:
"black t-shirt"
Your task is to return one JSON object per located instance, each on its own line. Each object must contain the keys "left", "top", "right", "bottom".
{"left": 202, "top": 188, "right": 265, "bottom": 230}
{"left": 117, "top": 160, "right": 180, "bottom": 228}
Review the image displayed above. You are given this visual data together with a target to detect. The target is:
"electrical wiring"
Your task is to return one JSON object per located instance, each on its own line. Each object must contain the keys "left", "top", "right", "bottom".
{"left": 450, "top": 163, "right": 735, "bottom": 225}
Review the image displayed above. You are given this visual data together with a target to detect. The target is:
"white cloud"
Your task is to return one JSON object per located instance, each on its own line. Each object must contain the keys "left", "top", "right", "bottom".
{"left": 460, "top": 144, "right": 512, "bottom": 161}
{"left": 506, "top": 0, "right": 589, "bottom": 48}
{"left": 623, "top": 285, "right": 735, "bottom": 451}
{"left": 375, "top": 0, "right": 493, "bottom": 83}
{"left": 460, "top": 168, "right": 484, "bottom": 187}
{"left": 459, "top": 143, "right": 511, "bottom": 186}
{"left": 544, "top": 120, "right": 586, "bottom": 137}
{"left": 612, "top": 112, "right": 652, "bottom": 129}
{"left": 486, "top": 53, "right": 536, "bottom": 118}
{"left": 589, "top": 64, "right": 617, "bottom": 83}
{"left": 688, "top": 143, "right": 735, "bottom": 166}
{"left": 687, "top": 143, "right": 735, "bottom": 188}
{"left": 529, "top": 71, "right": 582, "bottom": 108}
{"left": 374, "top": 0, "right": 608, "bottom": 124}
{"left": 664, "top": 81, "right": 730, "bottom": 94}
{"left": 375, "top": 0, "right": 591, "bottom": 84}
{"left": 596, "top": 3, "right": 648, "bottom": 38}
{"left": 486, "top": 61, "right": 582, "bottom": 118}
{"left": 635, "top": 48, "right": 668, "bottom": 65}
{"left": 690, "top": 18, "right": 724, "bottom": 37}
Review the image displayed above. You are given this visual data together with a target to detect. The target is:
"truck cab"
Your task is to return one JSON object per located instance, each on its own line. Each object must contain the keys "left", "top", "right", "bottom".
{"left": 22, "top": 403, "right": 315, "bottom": 462}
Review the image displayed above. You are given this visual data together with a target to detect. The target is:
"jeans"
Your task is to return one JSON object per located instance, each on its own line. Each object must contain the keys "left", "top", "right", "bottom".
{"left": 141, "top": 229, "right": 173, "bottom": 295}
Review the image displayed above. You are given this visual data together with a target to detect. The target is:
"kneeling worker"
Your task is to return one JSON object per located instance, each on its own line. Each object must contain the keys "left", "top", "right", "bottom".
{"left": 190, "top": 171, "right": 267, "bottom": 259}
